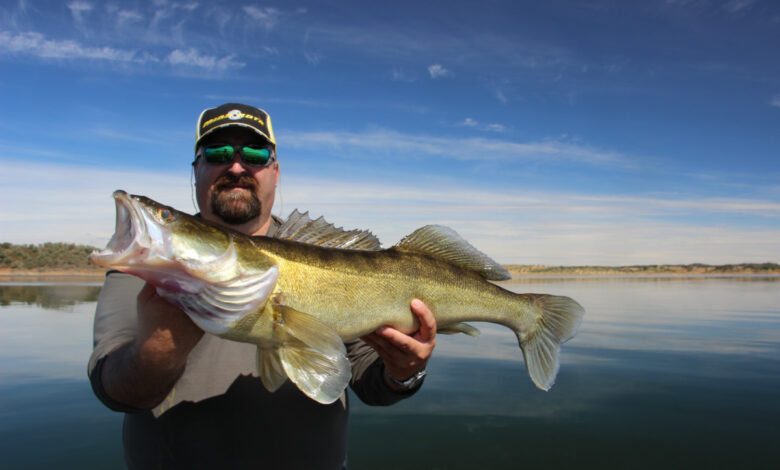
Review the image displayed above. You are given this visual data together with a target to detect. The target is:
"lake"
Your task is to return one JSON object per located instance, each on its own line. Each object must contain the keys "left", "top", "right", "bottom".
{"left": 1, "top": 276, "right": 778, "bottom": 469}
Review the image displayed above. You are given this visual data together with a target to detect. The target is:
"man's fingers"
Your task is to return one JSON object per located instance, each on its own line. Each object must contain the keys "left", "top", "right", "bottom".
{"left": 410, "top": 299, "right": 437, "bottom": 344}
{"left": 360, "top": 333, "right": 388, "bottom": 356}
{"left": 376, "top": 326, "right": 433, "bottom": 361}
{"left": 364, "top": 329, "right": 427, "bottom": 360}
{"left": 377, "top": 327, "right": 414, "bottom": 351}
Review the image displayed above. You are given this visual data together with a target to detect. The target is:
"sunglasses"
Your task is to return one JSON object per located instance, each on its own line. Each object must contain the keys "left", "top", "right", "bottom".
{"left": 197, "top": 143, "right": 276, "bottom": 167}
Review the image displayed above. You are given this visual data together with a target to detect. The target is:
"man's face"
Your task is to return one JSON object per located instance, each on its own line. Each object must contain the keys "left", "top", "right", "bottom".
{"left": 193, "top": 126, "right": 279, "bottom": 228}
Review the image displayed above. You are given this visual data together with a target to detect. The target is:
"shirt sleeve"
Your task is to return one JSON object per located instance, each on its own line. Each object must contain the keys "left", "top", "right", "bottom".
{"left": 346, "top": 339, "right": 423, "bottom": 406}
{"left": 87, "top": 271, "right": 147, "bottom": 412}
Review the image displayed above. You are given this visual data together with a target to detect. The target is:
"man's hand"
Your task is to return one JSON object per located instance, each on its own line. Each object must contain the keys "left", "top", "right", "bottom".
{"left": 134, "top": 282, "right": 204, "bottom": 370}
{"left": 361, "top": 299, "right": 437, "bottom": 389}
{"left": 101, "top": 283, "right": 204, "bottom": 409}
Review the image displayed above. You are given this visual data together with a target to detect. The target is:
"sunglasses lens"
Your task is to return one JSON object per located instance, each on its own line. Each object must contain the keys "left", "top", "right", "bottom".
{"left": 203, "top": 145, "right": 234, "bottom": 163}
{"left": 242, "top": 145, "right": 272, "bottom": 166}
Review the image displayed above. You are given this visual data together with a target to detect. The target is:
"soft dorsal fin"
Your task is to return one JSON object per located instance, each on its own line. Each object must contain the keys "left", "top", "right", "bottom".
{"left": 275, "top": 209, "right": 381, "bottom": 250}
{"left": 394, "top": 225, "right": 510, "bottom": 280}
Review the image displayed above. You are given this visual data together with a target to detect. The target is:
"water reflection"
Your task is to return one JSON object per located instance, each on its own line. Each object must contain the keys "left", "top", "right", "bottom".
{"left": 0, "top": 283, "right": 102, "bottom": 309}
{"left": 1, "top": 277, "right": 778, "bottom": 469}
{"left": 349, "top": 276, "right": 780, "bottom": 469}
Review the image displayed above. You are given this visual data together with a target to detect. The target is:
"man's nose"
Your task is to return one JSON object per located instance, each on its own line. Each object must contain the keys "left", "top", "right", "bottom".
{"left": 226, "top": 151, "right": 248, "bottom": 173}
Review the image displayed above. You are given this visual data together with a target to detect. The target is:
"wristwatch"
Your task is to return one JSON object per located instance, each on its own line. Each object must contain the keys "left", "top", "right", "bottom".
{"left": 386, "top": 369, "right": 427, "bottom": 390}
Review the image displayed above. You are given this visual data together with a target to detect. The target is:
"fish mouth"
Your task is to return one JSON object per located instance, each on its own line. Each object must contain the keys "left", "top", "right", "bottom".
{"left": 89, "top": 190, "right": 150, "bottom": 268}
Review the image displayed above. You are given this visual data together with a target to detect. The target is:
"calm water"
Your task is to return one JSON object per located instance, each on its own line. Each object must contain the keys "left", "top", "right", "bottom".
{"left": 1, "top": 277, "right": 778, "bottom": 469}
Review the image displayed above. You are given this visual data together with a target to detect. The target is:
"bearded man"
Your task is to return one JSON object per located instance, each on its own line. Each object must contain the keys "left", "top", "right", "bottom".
{"left": 88, "top": 103, "right": 436, "bottom": 469}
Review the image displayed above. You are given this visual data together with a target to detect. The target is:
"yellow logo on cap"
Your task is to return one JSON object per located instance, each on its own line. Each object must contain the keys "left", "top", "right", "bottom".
{"left": 202, "top": 112, "right": 265, "bottom": 129}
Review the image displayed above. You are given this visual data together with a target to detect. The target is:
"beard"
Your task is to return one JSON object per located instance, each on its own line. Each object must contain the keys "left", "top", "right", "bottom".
{"left": 209, "top": 172, "right": 262, "bottom": 225}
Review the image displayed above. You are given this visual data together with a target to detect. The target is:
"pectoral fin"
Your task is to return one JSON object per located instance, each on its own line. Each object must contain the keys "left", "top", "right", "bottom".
{"left": 271, "top": 304, "right": 351, "bottom": 404}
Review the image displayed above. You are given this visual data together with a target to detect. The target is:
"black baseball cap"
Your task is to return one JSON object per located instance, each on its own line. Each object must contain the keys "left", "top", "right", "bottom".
{"left": 195, "top": 103, "right": 276, "bottom": 149}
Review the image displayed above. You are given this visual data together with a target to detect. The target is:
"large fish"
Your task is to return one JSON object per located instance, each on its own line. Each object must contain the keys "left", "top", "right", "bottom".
{"left": 90, "top": 190, "right": 585, "bottom": 404}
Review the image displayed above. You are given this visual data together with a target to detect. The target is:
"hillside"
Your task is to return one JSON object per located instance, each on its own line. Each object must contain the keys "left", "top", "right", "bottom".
{"left": 0, "top": 242, "right": 105, "bottom": 274}
{"left": 504, "top": 263, "right": 780, "bottom": 276}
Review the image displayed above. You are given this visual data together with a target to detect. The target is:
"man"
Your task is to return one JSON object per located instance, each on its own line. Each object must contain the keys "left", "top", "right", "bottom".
{"left": 88, "top": 103, "right": 437, "bottom": 469}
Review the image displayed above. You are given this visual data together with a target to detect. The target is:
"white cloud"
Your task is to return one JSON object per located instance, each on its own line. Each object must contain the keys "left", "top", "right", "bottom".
{"left": 456, "top": 118, "right": 505, "bottom": 132}
{"left": 304, "top": 50, "right": 323, "bottom": 65}
{"left": 724, "top": 0, "right": 756, "bottom": 13}
{"left": 116, "top": 9, "right": 143, "bottom": 27}
{"left": 282, "top": 128, "right": 627, "bottom": 167}
{"left": 67, "top": 1, "right": 93, "bottom": 24}
{"left": 243, "top": 6, "right": 280, "bottom": 30}
{"left": 0, "top": 31, "right": 140, "bottom": 62}
{"left": 391, "top": 67, "right": 415, "bottom": 82}
{"left": 1, "top": 160, "right": 778, "bottom": 266}
{"left": 302, "top": 29, "right": 324, "bottom": 65}
{"left": 274, "top": 174, "right": 780, "bottom": 265}
{"left": 0, "top": 160, "right": 193, "bottom": 248}
{"left": 166, "top": 48, "right": 245, "bottom": 70}
{"left": 428, "top": 63, "right": 451, "bottom": 78}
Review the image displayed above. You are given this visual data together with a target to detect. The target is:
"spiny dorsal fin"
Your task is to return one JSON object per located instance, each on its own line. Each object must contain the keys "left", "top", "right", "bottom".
{"left": 275, "top": 209, "right": 381, "bottom": 250}
{"left": 395, "top": 225, "right": 510, "bottom": 280}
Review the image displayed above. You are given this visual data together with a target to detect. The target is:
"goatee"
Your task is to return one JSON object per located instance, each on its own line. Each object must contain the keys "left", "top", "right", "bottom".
{"left": 210, "top": 173, "right": 262, "bottom": 225}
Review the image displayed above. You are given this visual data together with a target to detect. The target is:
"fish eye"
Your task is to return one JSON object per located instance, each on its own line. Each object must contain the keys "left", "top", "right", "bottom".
{"left": 157, "top": 208, "right": 176, "bottom": 222}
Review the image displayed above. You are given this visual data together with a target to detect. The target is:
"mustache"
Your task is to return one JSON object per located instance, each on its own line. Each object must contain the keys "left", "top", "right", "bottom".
{"left": 213, "top": 172, "right": 258, "bottom": 191}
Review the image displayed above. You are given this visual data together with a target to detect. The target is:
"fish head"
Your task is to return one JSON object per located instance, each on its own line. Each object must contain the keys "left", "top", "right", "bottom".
{"left": 89, "top": 190, "right": 252, "bottom": 293}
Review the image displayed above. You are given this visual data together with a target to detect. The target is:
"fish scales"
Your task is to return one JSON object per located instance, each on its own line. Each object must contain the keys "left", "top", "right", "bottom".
{"left": 90, "top": 190, "right": 585, "bottom": 404}
{"left": 257, "top": 238, "right": 526, "bottom": 340}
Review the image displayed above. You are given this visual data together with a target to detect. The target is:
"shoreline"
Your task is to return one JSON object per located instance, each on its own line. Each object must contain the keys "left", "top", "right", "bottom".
{"left": 0, "top": 269, "right": 108, "bottom": 281}
{"left": 504, "top": 264, "right": 780, "bottom": 276}
{"left": 2, "top": 264, "right": 778, "bottom": 282}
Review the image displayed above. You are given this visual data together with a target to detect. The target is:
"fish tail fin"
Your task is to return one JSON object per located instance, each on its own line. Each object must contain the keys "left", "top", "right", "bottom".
{"left": 514, "top": 294, "right": 584, "bottom": 391}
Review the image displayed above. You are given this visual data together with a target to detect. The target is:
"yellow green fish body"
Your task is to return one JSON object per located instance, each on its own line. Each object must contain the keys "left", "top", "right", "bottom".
{"left": 90, "top": 190, "right": 585, "bottom": 404}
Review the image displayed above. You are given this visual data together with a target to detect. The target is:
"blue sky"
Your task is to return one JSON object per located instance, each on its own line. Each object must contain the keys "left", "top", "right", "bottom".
{"left": 1, "top": 0, "right": 779, "bottom": 265}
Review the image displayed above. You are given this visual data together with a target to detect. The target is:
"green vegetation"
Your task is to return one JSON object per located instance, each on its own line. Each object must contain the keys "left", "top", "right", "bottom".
{"left": 0, "top": 242, "right": 102, "bottom": 272}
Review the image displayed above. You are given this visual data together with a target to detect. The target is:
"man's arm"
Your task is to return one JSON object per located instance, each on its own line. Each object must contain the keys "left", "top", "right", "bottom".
{"left": 89, "top": 274, "right": 204, "bottom": 411}
{"left": 101, "top": 283, "right": 204, "bottom": 410}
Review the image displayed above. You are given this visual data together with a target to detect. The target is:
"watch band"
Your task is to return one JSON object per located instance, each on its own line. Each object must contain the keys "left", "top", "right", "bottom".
{"left": 387, "top": 369, "right": 427, "bottom": 389}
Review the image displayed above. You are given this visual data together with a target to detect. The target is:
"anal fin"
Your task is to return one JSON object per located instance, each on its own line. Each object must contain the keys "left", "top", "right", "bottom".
{"left": 257, "top": 347, "right": 287, "bottom": 392}
{"left": 438, "top": 322, "right": 481, "bottom": 337}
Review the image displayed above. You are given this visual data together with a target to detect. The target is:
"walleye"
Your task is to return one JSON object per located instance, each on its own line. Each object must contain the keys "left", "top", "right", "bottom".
{"left": 90, "top": 190, "right": 585, "bottom": 404}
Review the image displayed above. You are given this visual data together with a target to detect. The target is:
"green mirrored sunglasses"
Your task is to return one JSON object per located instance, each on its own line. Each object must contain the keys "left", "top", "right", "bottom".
{"left": 198, "top": 144, "right": 275, "bottom": 167}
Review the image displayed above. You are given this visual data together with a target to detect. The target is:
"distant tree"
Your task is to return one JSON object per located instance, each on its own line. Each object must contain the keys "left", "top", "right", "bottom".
{"left": 0, "top": 242, "right": 102, "bottom": 271}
